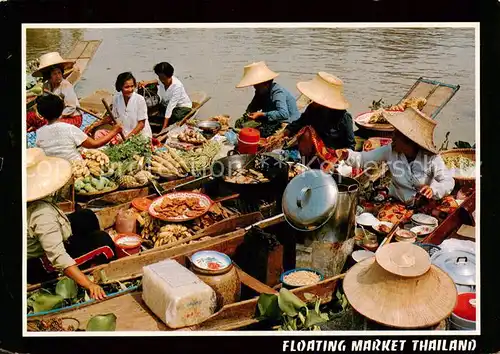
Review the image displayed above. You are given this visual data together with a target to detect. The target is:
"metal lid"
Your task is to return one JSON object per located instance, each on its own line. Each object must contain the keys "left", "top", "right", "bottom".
{"left": 431, "top": 249, "right": 476, "bottom": 285}
{"left": 282, "top": 169, "right": 339, "bottom": 231}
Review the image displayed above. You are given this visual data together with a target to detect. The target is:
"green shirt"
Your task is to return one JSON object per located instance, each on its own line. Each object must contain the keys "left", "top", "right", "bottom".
{"left": 27, "top": 198, "right": 75, "bottom": 271}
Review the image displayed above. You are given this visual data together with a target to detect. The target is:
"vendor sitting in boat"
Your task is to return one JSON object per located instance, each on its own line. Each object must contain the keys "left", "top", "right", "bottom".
{"left": 32, "top": 52, "right": 83, "bottom": 128}
{"left": 35, "top": 94, "right": 122, "bottom": 162}
{"left": 90, "top": 72, "right": 153, "bottom": 141}
{"left": 138, "top": 62, "right": 192, "bottom": 130}
{"left": 236, "top": 61, "right": 300, "bottom": 137}
{"left": 27, "top": 148, "right": 116, "bottom": 299}
{"left": 278, "top": 72, "right": 355, "bottom": 165}
{"left": 340, "top": 107, "right": 455, "bottom": 205}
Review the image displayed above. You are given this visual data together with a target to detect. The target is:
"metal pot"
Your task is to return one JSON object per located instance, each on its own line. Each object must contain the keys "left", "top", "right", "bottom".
{"left": 430, "top": 249, "right": 476, "bottom": 293}
{"left": 212, "top": 151, "right": 289, "bottom": 197}
{"left": 282, "top": 171, "right": 360, "bottom": 277}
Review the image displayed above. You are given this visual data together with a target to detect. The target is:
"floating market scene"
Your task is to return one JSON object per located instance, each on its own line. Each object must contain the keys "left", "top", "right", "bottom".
{"left": 25, "top": 26, "right": 477, "bottom": 333}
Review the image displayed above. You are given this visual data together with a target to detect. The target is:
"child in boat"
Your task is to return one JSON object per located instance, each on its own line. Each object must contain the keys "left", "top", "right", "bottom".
{"left": 236, "top": 61, "right": 300, "bottom": 137}
{"left": 139, "top": 62, "right": 192, "bottom": 129}
{"left": 26, "top": 148, "right": 116, "bottom": 299}
{"left": 339, "top": 107, "right": 455, "bottom": 205}
{"left": 35, "top": 94, "right": 122, "bottom": 162}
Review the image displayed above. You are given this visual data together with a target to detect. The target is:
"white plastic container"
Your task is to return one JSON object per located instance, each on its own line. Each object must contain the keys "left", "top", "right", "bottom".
{"left": 142, "top": 259, "right": 217, "bottom": 328}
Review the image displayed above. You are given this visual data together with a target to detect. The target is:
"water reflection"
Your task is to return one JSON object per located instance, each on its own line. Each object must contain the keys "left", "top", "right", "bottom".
{"left": 25, "top": 27, "right": 475, "bottom": 143}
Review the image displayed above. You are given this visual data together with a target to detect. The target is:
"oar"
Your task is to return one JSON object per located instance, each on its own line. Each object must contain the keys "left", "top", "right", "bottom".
{"left": 42, "top": 89, "right": 105, "bottom": 121}
{"left": 101, "top": 98, "right": 126, "bottom": 140}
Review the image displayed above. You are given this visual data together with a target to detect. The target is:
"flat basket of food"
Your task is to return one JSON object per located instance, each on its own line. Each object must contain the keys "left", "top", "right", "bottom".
{"left": 74, "top": 176, "right": 119, "bottom": 198}
{"left": 440, "top": 148, "right": 476, "bottom": 184}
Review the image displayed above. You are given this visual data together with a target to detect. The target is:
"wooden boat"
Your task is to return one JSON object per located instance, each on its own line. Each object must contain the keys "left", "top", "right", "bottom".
{"left": 354, "top": 77, "right": 461, "bottom": 139}
{"left": 26, "top": 40, "right": 103, "bottom": 109}
{"left": 27, "top": 214, "right": 343, "bottom": 331}
{"left": 28, "top": 187, "right": 476, "bottom": 331}
{"left": 148, "top": 91, "right": 212, "bottom": 134}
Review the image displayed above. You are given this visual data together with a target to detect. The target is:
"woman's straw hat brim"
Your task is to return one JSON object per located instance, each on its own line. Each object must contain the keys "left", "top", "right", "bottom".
{"left": 32, "top": 52, "right": 75, "bottom": 78}
{"left": 27, "top": 148, "right": 72, "bottom": 202}
{"left": 383, "top": 107, "right": 438, "bottom": 154}
{"left": 236, "top": 61, "right": 279, "bottom": 88}
{"left": 375, "top": 242, "right": 431, "bottom": 277}
{"left": 296, "top": 72, "right": 350, "bottom": 110}
{"left": 343, "top": 257, "right": 457, "bottom": 329}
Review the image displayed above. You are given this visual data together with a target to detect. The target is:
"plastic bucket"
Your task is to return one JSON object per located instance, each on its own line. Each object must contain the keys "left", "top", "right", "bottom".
{"left": 114, "top": 233, "right": 142, "bottom": 258}
{"left": 237, "top": 128, "right": 260, "bottom": 154}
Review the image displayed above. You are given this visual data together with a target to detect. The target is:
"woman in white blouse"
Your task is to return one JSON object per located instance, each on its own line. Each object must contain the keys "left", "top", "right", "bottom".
{"left": 340, "top": 107, "right": 455, "bottom": 205}
{"left": 139, "top": 62, "right": 192, "bottom": 130}
{"left": 90, "top": 72, "right": 153, "bottom": 140}
{"left": 32, "top": 52, "right": 83, "bottom": 128}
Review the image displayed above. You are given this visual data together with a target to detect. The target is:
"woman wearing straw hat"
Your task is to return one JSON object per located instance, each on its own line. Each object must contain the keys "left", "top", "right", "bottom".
{"left": 340, "top": 107, "right": 455, "bottom": 205}
{"left": 236, "top": 61, "right": 300, "bottom": 137}
{"left": 26, "top": 148, "right": 116, "bottom": 299}
{"left": 32, "top": 52, "right": 83, "bottom": 128}
{"left": 280, "top": 72, "right": 355, "bottom": 166}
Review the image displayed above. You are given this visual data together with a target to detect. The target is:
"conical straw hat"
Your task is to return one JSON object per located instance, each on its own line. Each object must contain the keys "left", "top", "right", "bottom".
{"left": 27, "top": 148, "right": 72, "bottom": 202}
{"left": 375, "top": 242, "right": 431, "bottom": 277}
{"left": 343, "top": 257, "right": 457, "bottom": 329}
{"left": 236, "top": 61, "right": 279, "bottom": 88}
{"left": 296, "top": 72, "right": 350, "bottom": 110}
{"left": 32, "top": 52, "right": 75, "bottom": 78}
{"left": 383, "top": 107, "right": 438, "bottom": 154}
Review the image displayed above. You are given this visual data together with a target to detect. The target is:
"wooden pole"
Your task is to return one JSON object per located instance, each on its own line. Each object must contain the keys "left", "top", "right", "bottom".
{"left": 101, "top": 98, "right": 126, "bottom": 140}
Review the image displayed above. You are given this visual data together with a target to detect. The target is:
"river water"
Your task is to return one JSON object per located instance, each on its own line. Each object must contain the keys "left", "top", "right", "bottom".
{"left": 26, "top": 27, "right": 476, "bottom": 145}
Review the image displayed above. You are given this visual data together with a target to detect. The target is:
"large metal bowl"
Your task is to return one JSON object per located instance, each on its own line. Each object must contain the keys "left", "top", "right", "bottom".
{"left": 196, "top": 120, "right": 221, "bottom": 134}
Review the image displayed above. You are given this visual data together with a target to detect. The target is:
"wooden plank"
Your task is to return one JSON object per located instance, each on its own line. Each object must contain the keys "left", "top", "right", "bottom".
{"left": 65, "top": 41, "right": 88, "bottom": 60}
{"left": 456, "top": 225, "right": 475, "bottom": 240}
{"left": 91, "top": 229, "right": 247, "bottom": 283}
{"left": 235, "top": 267, "right": 278, "bottom": 295}
{"left": 37, "top": 275, "right": 341, "bottom": 331}
{"left": 196, "top": 212, "right": 264, "bottom": 238}
{"left": 80, "top": 40, "right": 101, "bottom": 59}
{"left": 422, "top": 191, "right": 475, "bottom": 245}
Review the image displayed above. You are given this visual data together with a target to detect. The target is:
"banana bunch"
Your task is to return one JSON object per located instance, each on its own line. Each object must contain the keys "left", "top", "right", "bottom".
{"left": 152, "top": 225, "right": 192, "bottom": 248}
{"left": 71, "top": 160, "right": 90, "bottom": 179}
{"left": 137, "top": 211, "right": 159, "bottom": 240}
{"left": 82, "top": 149, "right": 111, "bottom": 177}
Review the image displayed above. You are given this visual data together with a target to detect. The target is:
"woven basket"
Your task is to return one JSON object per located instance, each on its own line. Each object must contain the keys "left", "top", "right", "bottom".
{"left": 439, "top": 148, "right": 476, "bottom": 183}
{"left": 76, "top": 183, "right": 119, "bottom": 197}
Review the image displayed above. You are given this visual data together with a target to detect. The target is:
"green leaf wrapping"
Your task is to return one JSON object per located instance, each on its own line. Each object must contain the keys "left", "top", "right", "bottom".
{"left": 278, "top": 288, "right": 306, "bottom": 317}
{"left": 257, "top": 293, "right": 280, "bottom": 320}
{"left": 55, "top": 278, "right": 78, "bottom": 299}
{"left": 86, "top": 313, "right": 117, "bottom": 331}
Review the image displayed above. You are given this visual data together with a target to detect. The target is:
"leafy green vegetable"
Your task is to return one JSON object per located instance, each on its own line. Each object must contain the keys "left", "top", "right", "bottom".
{"left": 256, "top": 288, "right": 329, "bottom": 331}
{"left": 257, "top": 293, "right": 280, "bottom": 320}
{"left": 55, "top": 278, "right": 78, "bottom": 299}
{"left": 32, "top": 294, "right": 64, "bottom": 313}
{"left": 278, "top": 288, "right": 306, "bottom": 317}
{"left": 86, "top": 313, "right": 117, "bottom": 331}
{"left": 104, "top": 135, "right": 152, "bottom": 163}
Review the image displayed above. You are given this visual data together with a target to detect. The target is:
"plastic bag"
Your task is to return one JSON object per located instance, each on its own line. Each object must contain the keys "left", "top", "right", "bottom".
{"left": 115, "top": 209, "right": 137, "bottom": 234}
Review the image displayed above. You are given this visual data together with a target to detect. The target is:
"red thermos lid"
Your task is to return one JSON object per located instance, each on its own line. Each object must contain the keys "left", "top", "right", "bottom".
{"left": 238, "top": 127, "right": 260, "bottom": 144}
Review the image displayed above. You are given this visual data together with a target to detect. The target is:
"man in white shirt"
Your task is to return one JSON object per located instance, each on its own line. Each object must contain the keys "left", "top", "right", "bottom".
{"left": 139, "top": 62, "right": 192, "bottom": 130}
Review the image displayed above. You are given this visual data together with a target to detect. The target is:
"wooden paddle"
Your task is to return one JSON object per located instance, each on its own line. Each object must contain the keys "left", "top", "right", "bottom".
{"left": 41, "top": 89, "right": 105, "bottom": 122}
{"left": 101, "top": 98, "right": 126, "bottom": 140}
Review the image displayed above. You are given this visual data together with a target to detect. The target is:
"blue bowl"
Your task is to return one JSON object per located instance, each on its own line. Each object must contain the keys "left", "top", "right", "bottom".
{"left": 280, "top": 268, "right": 324, "bottom": 289}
